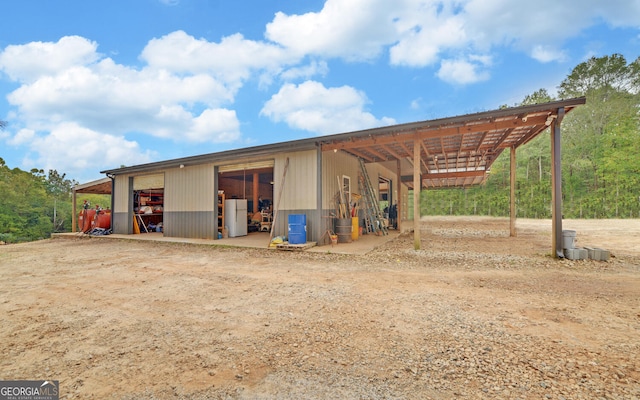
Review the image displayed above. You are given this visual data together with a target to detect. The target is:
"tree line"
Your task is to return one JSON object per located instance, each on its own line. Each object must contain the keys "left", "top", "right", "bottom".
{"left": 421, "top": 54, "right": 640, "bottom": 219}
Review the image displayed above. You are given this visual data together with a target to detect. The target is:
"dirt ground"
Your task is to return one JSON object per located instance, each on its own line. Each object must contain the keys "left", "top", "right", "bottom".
{"left": 1, "top": 217, "right": 639, "bottom": 399}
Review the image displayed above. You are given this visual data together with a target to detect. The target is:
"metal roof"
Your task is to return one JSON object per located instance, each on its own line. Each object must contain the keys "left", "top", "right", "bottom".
{"left": 101, "top": 97, "right": 585, "bottom": 189}
{"left": 318, "top": 97, "right": 586, "bottom": 188}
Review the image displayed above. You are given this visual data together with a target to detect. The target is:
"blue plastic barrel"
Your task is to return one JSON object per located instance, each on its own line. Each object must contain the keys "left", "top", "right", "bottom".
{"left": 288, "top": 214, "right": 306, "bottom": 244}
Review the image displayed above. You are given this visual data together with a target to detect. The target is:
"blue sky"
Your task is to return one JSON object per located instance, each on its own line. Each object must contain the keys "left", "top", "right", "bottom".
{"left": 1, "top": 0, "right": 639, "bottom": 183}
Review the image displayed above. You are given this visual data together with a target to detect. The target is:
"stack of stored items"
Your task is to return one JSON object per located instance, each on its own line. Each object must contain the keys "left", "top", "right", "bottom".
{"left": 563, "top": 230, "right": 610, "bottom": 261}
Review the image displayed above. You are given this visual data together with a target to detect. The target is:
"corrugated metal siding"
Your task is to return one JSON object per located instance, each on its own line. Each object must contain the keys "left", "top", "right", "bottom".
{"left": 113, "top": 175, "right": 131, "bottom": 213}
{"left": 321, "top": 150, "right": 360, "bottom": 209}
{"left": 164, "top": 211, "right": 216, "bottom": 239}
{"left": 274, "top": 150, "right": 317, "bottom": 211}
{"left": 164, "top": 164, "right": 215, "bottom": 212}
{"left": 163, "top": 164, "right": 216, "bottom": 239}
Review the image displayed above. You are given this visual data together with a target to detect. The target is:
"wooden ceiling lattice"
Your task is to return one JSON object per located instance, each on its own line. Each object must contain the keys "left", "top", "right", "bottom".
{"left": 320, "top": 98, "right": 586, "bottom": 189}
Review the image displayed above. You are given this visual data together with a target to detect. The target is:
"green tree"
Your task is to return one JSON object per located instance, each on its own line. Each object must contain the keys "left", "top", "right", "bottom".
{"left": 558, "top": 54, "right": 639, "bottom": 98}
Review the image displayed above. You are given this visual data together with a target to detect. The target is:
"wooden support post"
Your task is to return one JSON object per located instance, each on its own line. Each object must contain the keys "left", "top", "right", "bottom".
{"left": 551, "top": 108, "right": 565, "bottom": 258}
{"left": 252, "top": 172, "right": 259, "bottom": 213}
{"left": 413, "top": 140, "right": 421, "bottom": 250}
{"left": 510, "top": 146, "right": 517, "bottom": 237}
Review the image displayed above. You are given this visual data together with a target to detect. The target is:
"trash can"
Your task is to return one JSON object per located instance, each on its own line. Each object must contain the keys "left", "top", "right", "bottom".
{"left": 335, "top": 218, "right": 352, "bottom": 243}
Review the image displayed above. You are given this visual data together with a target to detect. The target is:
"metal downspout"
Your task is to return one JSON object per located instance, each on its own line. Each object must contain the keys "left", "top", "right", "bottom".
{"left": 108, "top": 173, "right": 115, "bottom": 233}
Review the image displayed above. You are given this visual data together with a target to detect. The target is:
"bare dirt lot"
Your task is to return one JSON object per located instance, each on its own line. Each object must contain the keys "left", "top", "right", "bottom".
{"left": 1, "top": 217, "right": 639, "bottom": 399}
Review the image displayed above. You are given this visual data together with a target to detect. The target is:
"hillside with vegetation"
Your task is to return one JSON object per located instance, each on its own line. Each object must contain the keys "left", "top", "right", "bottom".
{"left": 0, "top": 54, "right": 638, "bottom": 242}
{"left": 0, "top": 161, "right": 79, "bottom": 243}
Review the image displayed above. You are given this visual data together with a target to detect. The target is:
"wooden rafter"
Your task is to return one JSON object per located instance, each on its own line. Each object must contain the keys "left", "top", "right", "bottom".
{"left": 380, "top": 144, "right": 403, "bottom": 160}
{"left": 367, "top": 146, "right": 389, "bottom": 161}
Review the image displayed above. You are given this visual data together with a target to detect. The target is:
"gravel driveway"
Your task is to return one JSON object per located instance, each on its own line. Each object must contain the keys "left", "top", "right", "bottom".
{"left": 1, "top": 217, "right": 638, "bottom": 399}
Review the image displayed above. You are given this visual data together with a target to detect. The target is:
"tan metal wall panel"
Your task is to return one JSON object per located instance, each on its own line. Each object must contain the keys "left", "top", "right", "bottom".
{"left": 273, "top": 150, "right": 317, "bottom": 211}
{"left": 164, "top": 164, "right": 215, "bottom": 212}
{"left": 321, "top": 151, "right": 401, "bottom": 211}
{"left": 113, "top": 175, "right": 131, "bottom": 213}
{"left": 321, "top": 150, "right": 360, "bottom": 209}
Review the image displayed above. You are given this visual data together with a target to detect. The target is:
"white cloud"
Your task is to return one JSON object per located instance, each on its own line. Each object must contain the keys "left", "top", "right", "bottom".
{"left": 260, "top": 81, "right": 395, "bottom": 135}
{"left": 462, "top": 0, "right": 640, "bottom": 59}
{"left": 0, "top": 33, "right": 251, "bottom": 178}
{"left": 18, "top": 122, "right": 153, "bottom": 175}
{"left": 140, "top": 31, "right": 297, "bottom": 90}
{"left": 265, "top": 0, "right": 398, "bottom": 61}
{"left": 531, "top": 45, "right": 567, "bottom": 63}
{"left": 9, "top": 128, "right": 36, "bottom": 145}
{"left": 0, "top": 36, "right": 100, "bottom": 82}
{"left": 187, "top": 108, "right": 240, "bottom": 142}
{"left": 389, "top": 2, "right": 467, "bottom": 67}
{"left": 437, "top": 57, "right": 491, "bottom": 85}
{"left": 265, "top": 0, "right": 640, "bottom": 73}
{"left": 3, "top": 36, "right": 242, "bottom": 144}
{"left": 280, "top": 60, "right": 329, "bottom": 81}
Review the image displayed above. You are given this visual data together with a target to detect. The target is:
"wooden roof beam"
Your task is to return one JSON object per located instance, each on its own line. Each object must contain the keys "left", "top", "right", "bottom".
{"left": 366, "top": 146, "right": 390, "bottom": 161}
{"left": 398, "top": 141, "right": 413, "bottom": 158}
{"left": 380, "top": 144, "right": 404, "bottom": 160}
{"left": 422, "top": 170, "right": 487, "bottom": 180}
{"left": 514, "top": 124, "right": 548, "bottom": 148}
{"left": 493, "top": 127, "right": 516, "bottom": 149}
{"left": 419, "top": 140, "right": 432, "bottom": 172}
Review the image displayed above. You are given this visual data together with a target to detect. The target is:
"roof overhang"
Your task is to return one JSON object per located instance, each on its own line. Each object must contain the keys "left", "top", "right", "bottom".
{"left": 319, "top": 97, "right": 586, "bottom": 188}
{"left": 73, "top": 177, "right": 112, "bottom": 194}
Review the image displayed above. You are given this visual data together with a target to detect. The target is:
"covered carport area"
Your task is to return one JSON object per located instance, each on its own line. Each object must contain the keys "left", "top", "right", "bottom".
{"left": 319, "top": 98, "right": 586, "bottom": 258}
{"left": 71, "top": 177, "right": 113, "bottom": 233}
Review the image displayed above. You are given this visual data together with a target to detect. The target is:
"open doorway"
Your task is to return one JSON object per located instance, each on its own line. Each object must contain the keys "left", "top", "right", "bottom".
{"left": 217, "top": 163, "right": 274, "bottom": 236}
{"left": 379, "top": 176, "right": 397, "bottom": 229}
{"left": 132, "top": 174, "right": 165, "bottom": 234}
